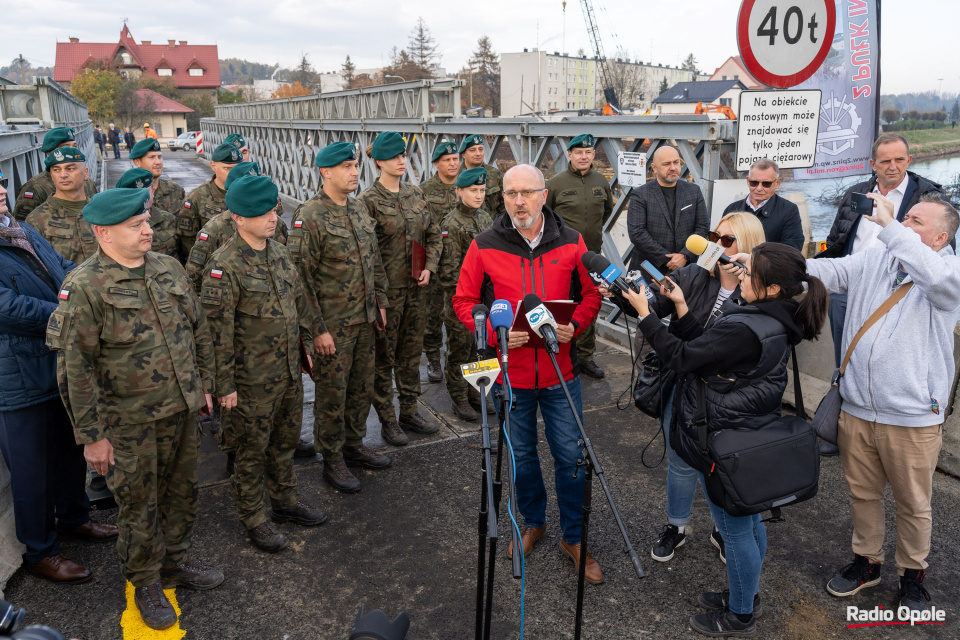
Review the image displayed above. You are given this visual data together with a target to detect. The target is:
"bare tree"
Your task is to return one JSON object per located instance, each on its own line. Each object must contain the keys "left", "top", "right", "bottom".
{"left": 607, "top": 55, "right": 649, "bottom": 110}
{"left": 290, "top": 53, "right": 319, "bottom": 93}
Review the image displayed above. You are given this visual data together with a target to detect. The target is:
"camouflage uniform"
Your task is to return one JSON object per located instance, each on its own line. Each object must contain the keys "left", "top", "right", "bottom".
{"left": 154, "top": 178, "right": 186, "bottom": 215}
{"left": 25, "top": 197, "right": 98, "bottom": 265}
{"left": 176, "top": 177, "right": 228, "bottom": 263}
{"left": 46, "top": 251, "right": 214, "bottom": 588}
{"left": 13, "top": 171, "right": 98, "bottom": 221}
{"left": 545, "top": 164, "right": 614, "bottom": 365}
{"left": 185, "top": 212, "right": 290, "bottom": 290}
{"left": 287, "top": 190, "right": 387, "bottom": 461}
{"left": 358, "top": 181, "right": 441, "bottom": 421}
{"left": 438, "top": 202, "right": 493, "bottom": 402}
{"left": 150, "top": 206, "right": 179, "bottom": 259}
{"left": 419, "top": 173, "right": 460, "bottom": 364}
{"left": 462, "top": 162, "right": 506, "bottom": 219}
{"left": 199, "top": 235, "right": 314, "bottom": 530}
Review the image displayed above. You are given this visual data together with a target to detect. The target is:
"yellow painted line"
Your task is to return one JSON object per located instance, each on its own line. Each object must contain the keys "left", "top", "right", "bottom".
{"left": 121, "top": 581, "right": 186, "bottom": 639}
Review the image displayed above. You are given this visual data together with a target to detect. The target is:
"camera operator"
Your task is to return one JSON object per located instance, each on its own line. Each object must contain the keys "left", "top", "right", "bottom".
{"left": 622, "top": 242, "right": 828, "bottom": 637}
{"left": 605, "top": 212, "right": 766, "bottom": 566}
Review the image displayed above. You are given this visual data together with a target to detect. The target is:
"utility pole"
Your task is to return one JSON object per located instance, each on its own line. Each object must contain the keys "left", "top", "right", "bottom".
{"left": 17, "top": 54, "right": 26, "bottom": 84}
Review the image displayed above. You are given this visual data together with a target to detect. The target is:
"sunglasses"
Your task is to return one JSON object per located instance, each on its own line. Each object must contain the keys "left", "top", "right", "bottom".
{"left": 747, "top": 179, "right": 776, "bottom": 188}
{"left": 709, "top": 231, "right": 738, "bottom": 248}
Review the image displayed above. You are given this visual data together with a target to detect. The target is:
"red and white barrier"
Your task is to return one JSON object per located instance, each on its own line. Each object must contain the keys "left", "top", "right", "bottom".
{"left": 196, "top": 133, "right": 203, "bottom": 155}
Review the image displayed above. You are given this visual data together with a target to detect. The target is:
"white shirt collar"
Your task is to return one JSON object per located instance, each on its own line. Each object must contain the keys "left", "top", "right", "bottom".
{"left": 0, "top": 215, "right": 11, "bottom": 228}
{"left": 874, "top": 173, "right": 910, "bottom": 197}
{"left": 518, "top": 214, "right": 546, "bottom": 249}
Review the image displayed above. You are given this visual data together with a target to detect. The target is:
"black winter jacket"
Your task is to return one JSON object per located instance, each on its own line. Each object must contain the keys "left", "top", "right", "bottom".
{"left": 723, "top": 193, "right": 804, "bottom": 251}
{"left": 817, "top": 171, "right": 943, "bottom": 259}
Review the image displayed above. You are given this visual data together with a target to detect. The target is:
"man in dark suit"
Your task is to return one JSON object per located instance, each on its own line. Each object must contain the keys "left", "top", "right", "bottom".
{"left": 723, "top": 159, "right": 804, "bottom": 251}
{"left": 627, "top": 145, "right": 709, "bottom": 275}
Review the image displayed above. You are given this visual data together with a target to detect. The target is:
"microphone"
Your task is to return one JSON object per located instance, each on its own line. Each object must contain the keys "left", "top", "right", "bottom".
{"left": 685, "top": 234, "right": 747, "bottom": 270}
{"left": 489, "top": 299, "right": 513, "bottom": 363}
{"left": 472, "top": 303, "right": 489, "bottom": 353}
{"left": 523, "top": 293, "right": 560, "bottom": 354}
{"left": 581, "top": 251, "right": 642, "bottom": 294}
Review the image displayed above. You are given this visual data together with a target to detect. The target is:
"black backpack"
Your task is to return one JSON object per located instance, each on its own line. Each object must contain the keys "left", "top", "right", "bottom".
{"left": 696, "top": 346, "right": 820, "bottom": 520}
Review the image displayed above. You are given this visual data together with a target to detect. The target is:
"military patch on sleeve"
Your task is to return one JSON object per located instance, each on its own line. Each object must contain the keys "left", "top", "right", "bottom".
{"left": 183, "top": 201, "right": 192, "bottom": 209}
{"left": 189, "top": 248, "right": 209, "bottom": 266}
{"left": 178, "top": 217, "right": 196, "bottom": 231}
{"left": 293, "top": 220, "right": 303, "bottom": 228}
{"left": 47, "top": 311, "right": 64, "bottom": 337}
{"left": 198, "top": 232, "right": 209, "bottom": 241}
{"left": 442, "top": 230, "right": 448, "bottom": 237}
{"left": 200, "top": 285, "right": 222, "bottom": 306}
{"left": 210, "top": 269, "right": 223, "bottom": 279}
{"left": 107, "top": 287, "right": 139, "bottom": 297}
{"left": 286, "top": 236, "right": 302, "bottom": 256}
{"left": 593, "top": 187, "right": 605, "bottom": 197}
{"left": 58, "top": 289, "right": 70, "bottom": 301}
{"left": 24, "top": 192, "right": 33, "bottom": 199}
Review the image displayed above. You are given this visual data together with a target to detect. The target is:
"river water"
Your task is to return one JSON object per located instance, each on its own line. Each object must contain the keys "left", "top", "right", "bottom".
{"left": 781, "top": 155, "right": 960, "bottom": 240}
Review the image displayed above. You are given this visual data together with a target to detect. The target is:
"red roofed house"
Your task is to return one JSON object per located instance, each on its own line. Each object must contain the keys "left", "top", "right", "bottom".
{"left": 708, "top": 56, "right": 762, "bottom": 89}
{"left": 133, "top": 88, "right": 194, "bottom": 138}
{"left": 54, "top": 25, "right": 219, "bottom": 101}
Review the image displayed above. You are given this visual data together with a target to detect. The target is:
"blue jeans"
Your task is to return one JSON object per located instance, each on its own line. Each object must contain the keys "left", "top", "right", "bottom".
{"left": 828, "top": 292, "right": 848, "bottom": 368}
{"left": 662, "top": 386, "right": 704, "bottom": 527}
{"left": 700, "top": 473, "right": 767, "bottom": 615}
{"left": 493, "top": 377, "right": 586, "bottom": 544}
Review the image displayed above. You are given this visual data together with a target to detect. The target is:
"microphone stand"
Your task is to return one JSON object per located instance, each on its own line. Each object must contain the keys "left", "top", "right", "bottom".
{"left": 541, "top": 345, "right": 646, "bottom": 640}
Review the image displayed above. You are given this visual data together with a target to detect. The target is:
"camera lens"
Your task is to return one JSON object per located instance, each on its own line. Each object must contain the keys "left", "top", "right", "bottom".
{"left": 0, "top": 600, "right": 26, "bottom": 634}
{"left": 11, "top": 625, "right": 67, "bottom": 640}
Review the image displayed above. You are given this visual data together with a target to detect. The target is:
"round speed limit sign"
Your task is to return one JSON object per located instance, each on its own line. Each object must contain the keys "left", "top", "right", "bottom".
{"left": 737, "top": 0, "right": 836, "bottom": 88}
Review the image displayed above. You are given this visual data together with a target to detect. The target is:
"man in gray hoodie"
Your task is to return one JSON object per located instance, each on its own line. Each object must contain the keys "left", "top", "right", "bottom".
{"left": 805, "top": 192, "right": 960, "bottom": 613}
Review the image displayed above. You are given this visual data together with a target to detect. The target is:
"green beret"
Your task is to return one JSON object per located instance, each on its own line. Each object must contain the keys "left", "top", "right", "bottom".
{"left": 211, "top": 143, "right": 243, "bottom": 164}
{"left": 456, "top": 167, "right": 487, "bottom": 188}
{"left": 431, "top": 141, "right": 458, "bottom": 163}
{"left": 458, "top": 134, "right": 485, "bottom": 154}
{"left": 116, "top": 168, "right": 154, "bottom": 189}
{"left": 225, "top": 162, "right": 262, "bottom": 190}
{"left": 371, "top": 131, "right": 406, "bottom": 161}
{"left": 223, "top": 133, "right": 247, "bottom": 149}
{"left": 315, "top": 141, "right": 358, "bottom": 168}
{"left": 129, "top": 138, "right": 162, "bottom": 159}
{"left": 225, "top": 175, "right": 279, "bottom": 218}
{"left": 44, "top": 146, "right": 85, "bottom": 170}
{"left": 567, "top": 134, "right": 596, "bottom": 150}
{"left": 41, "top": 127, "right": 75, "bottom": 153}
{"left": 83, "top": 188, "right": 150, "bottom": 226}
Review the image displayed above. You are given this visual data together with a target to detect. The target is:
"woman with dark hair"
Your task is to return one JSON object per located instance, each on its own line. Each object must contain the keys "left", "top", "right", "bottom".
{"left": 622, "top": 242, "right": 828, "bottom": 637}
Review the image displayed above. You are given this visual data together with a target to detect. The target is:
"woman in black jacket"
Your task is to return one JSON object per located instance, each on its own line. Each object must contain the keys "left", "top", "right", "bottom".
{"left": 624, "top": 242, "right": 828, "bottom": 637}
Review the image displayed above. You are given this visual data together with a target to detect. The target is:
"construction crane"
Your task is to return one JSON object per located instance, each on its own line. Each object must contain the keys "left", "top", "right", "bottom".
{"left": 695, "top": 102, "right": 737, "bottom": 120}
{"left": 578, "top": 0, "right": 620, "bottom": 114}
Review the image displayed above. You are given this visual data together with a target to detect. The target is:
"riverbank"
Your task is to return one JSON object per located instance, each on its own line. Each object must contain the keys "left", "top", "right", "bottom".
{"left": 899, "top": 128, "right": 960, "bottom": 160}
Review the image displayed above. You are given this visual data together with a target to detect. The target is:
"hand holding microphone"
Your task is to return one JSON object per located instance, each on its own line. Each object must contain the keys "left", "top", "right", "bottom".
{"left": 685, "top": 234, "right": 747, "bottom": 271}
{"left": 523, "top": 293, "right": 561, "bottom": 354}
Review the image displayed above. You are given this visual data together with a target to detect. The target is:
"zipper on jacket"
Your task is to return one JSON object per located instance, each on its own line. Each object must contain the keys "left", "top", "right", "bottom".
{"left": 539, "top": 255, "right": 546, "bottom": 297}
{"left": 10, "top": 274, "right": 20, "bottom": 295}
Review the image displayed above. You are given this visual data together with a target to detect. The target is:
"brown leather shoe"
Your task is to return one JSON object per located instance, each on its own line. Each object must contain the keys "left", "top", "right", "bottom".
{"left": 452, "top": 398, "right": 479, "bottom": 422}
{"left": 399, "top": 412, "right": 439, "bottom": 435}
{"left": 380, "top": 420, "right": 409, "bottom": 446}
{"left": 559, "top": 540, "right": 604, "bottom": 584}
{"left": 427, "top": 360, "right": 443, "bottom": 383}
{"left": 343, "top": 444, "right": 392, "bottom": 470}
{"left": 507, "top": 525, "right": 546, "bottom": 559}
{"left": 323, "top": 458, "right": 361, "bottom": 493}
{"left": 57, "top": 520, "right": 119, "bottom": 541}
{"left": 28, "top": 553, "right": 92, "bottom": 584}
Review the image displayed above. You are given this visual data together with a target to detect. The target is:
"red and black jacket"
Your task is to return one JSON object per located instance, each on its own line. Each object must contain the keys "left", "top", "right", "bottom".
{"left": 453, "top": 206, "right": 602, "bottom": 389}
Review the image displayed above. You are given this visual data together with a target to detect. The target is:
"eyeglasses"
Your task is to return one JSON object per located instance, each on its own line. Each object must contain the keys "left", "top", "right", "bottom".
{"left": 503, "top": 188, "right": 545, "bottom": 200}
{"left": 747, "top": 179, "right": 776, "bottom": 188}
{"left": 708, "top": 231, "right": 738, "bottom": 248}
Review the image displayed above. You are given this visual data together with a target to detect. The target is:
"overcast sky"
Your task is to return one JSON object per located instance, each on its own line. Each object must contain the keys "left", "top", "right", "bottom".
{"left": 3, "top": 0, "right": 956, "bottom": 96}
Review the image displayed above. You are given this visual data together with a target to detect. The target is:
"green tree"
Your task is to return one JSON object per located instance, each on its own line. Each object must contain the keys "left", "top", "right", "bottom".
{"left": 407, "top": 17, "right": 438, "bottom": 74}
{"left": 659, "top": 76, "right": 669, "bottom": 96}
{"left": 881, "top": 107, "right": 901, "bottom": 123}
{"left": 342, "top": 56, "right": 356, "bottom": 89}
{"left": 682, "top": 53, "right": 700, "bottom": 75}
{"left": 459, "top": 36, "right": 501, "bottom": 115}
{"left": 139, "top": 75, "right": 181, "bottom": 100}
{"left": 182, "top": 95, "right": 215, "bottom": 131}
{"left": 70, "top": 68, "right": 123, "bottom": 122}
{"left": 217, "top": 87, "right": 245, "bottom": 104}
{"left": 290, "top": 53, "right": 319, "bottom": 92}
{"left": 115, "top": 78, "right": 156, "bottom": 131}
{"left": 951, "top": 99, "right": 960, "bottom": 123}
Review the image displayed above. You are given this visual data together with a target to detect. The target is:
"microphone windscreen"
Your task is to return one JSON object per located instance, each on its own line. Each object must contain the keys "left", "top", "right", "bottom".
{"left": 685, "top": 234, "right": 710, "bottom": 256}
{"left": 580, "top": 251, "right": 597, "bottom": 270}
{"left": 587, "top": 252, "right": 612, "bottom": 274}
{"left": 523, "top": 293, "right": 543, "bottom": 310}
{"left": 490, "top": 300, "right": 513, "bottom": 329}
{"left": 472, "top": 303, "right": 489, "bottom": 319}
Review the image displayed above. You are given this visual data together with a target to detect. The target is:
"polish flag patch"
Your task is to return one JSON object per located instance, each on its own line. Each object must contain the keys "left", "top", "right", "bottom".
{"left": 58, "top": 289, "right": 70, "bottom": 300}
{"left": 441, "top": 231, "right": 448, "bottom": 237}
{"left": 183, "top": 202, "right": 192, "bottom": 209}
{"left": 198, "top": 232, "right": 209, "bottom": 241}
{"left": 293, "top": 220, "right": 303, "bottom": 228}
{"left": 210, "top": 269, "right": 223, "bottom": 279}
{"left": 24, "top": 192, "right": 33, "bottom": 199}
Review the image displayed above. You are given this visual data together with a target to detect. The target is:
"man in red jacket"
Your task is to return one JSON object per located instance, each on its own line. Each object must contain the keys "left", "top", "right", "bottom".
{"left": 453, "top": 164, "right": 603, "bottom": 584}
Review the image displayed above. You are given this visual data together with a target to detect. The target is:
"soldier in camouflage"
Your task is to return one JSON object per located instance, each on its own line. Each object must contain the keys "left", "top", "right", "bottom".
{"left": 460, "top": 134, "right": 506, "bottom": 218}
{"left": 200, "top": 175, "right": 327, "bottom": 553}
{"left": 358, "top": 132, "right": 442, "bottom": 446}
{"left": 130, "top": 138, "right": 186, "bottom": 214}
{"left": 13, "top": 127, "right": 98, "bottom": 221}
{"left": 25, "top": 147, "right": 98, "bottom": 265}
{"left": 115, "top": 168, "right": 178, "bottom": 258}
{"left": 46, "top": 188, "right": 223, "bottom": 631}
{"left": 223, "top": 133, "right": 284, "bottom": 218}
{"left": 185, "top": 162, "right": 289, "bottom": 290}
{"left": 439, "top": 167, "right": 494, "bottom": 422}
{"left": 545, "top": 134, "right": 614, "bottom": 379}
{"left": 287, "top": 141, "right": 391, "bottom": 494}
{"left": 419, "top": 140, "right": 460, "bottom": 383}
{"left": 176, "top": 143, "right": 241, "bottom": 262}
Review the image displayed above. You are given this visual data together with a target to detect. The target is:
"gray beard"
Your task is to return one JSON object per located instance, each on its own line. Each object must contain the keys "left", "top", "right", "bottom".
{"left": 511, "top": 210, "right": 542, "bottom": 231}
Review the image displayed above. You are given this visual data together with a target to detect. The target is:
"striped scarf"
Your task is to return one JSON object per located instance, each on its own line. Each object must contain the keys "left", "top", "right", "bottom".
{"left": 0, "top": 218, "right": 49, "bottom": 274}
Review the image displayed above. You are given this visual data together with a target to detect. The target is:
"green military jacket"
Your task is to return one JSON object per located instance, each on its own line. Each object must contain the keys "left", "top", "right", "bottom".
{"left": 150, "top": 206, "right": 178, "bottom": 259}
{"left": 185, "top": 212, "right": 290, "bottom": 290}
{"left": 461, "top": 161, "right": 505, "bottom": 218}
{"left": 419, "top": 173, "right": 460, "bottom": 228}
{"left": 176, "top": 177, "right": 228, "bottom": 262}
{"left": 25, "top": 197, "right": 98, "bottom": 265}
{"left": 287, "top": 190, "right": 387, "bottom": 337}
{"left": 199, "top": 234, "right": 314, "bottom": 396}
{"left": 46, "top": 250, "right": 215, "bottom": 445}
{"left": 438, "top": 202, "right": 494, "bottom": 291}
{"left": 357, "top": 181, "right": 442, "bottom": 291}
{"left": 154, "top": 178, "right": 186, "bottom": 215}
{"left": 13, "top": 171, "right": 98, "bottom": 221}
{"left": 545, "top": 164, "right": 614, "bottom": 254}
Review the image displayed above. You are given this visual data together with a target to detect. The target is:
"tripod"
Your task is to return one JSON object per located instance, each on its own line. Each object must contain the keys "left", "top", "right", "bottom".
{"left": 541, "top": 348, "right": 646, "bottom": 640}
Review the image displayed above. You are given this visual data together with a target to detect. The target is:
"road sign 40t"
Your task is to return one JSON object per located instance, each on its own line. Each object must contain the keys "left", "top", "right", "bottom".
{"left": 738, "top": 0, "right": 837, "bottom": 88}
